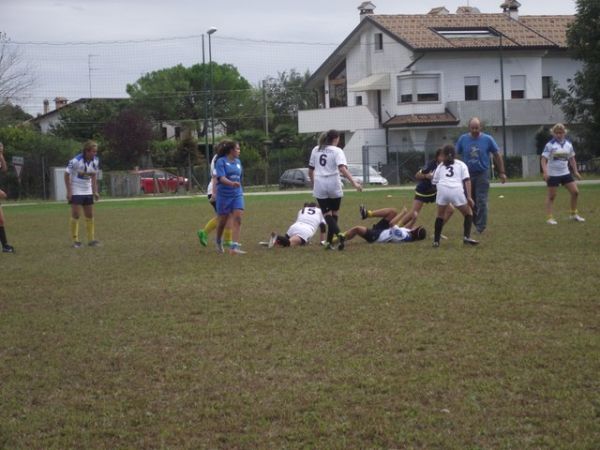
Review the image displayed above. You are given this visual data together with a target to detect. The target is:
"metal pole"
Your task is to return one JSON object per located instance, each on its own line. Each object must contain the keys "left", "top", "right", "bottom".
{"left": 202, "top": 35, "right": 210, "bottom": 184}
{"left": 499, "top": 33, "right": 507, "bottom": 162}
{"left": 263, "top": 79, "right": 269, "bottom": 138}
{"left": 208, "top": 32, "right": 215, "bottom": 148}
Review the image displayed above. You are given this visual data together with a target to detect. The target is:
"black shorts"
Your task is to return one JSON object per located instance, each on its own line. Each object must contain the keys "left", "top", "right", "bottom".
{"left": 363, "top": 218, "right": 390, "bottom": 243}
{"left": 414, "top": 191, "right": 437, "bottom": 204}
{"left": 317, "top": 197, "right": 342, "bottom": 214}
{"left": 70, "top": 194, "right": 94, "bottom": 206}
{"left": 207, "top": 194, "right": 217, "bottom": 212}
{"left": 547, "top": 174, "right": 575, "bottom": 187}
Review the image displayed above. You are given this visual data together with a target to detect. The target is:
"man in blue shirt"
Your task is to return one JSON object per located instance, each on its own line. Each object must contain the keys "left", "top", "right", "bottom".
{"left": 456, "top": 117, "right": 507, "bottom": 233}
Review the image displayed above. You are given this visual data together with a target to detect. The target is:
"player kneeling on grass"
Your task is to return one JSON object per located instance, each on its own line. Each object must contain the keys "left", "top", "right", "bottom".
{"left": 262, "top": 202, "right": 327, "bottom": 248}
{"left": 431, "top": 144, "right": 478, "bottom": 248}
{"left": 338, "top": 206, "right": 426, "bottom": 245}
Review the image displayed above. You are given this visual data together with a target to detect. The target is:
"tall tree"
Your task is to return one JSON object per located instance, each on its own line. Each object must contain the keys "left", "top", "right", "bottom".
{"left": 103, "top": 107, "right": 155, "bottom": 168}
{"left": 554, "top": 0, "right": 600, "bottom": 156}
{"left": 0, "top": 32, "right": 34, "bottom": 107}
{"left": 0, "top": 102, "right": 32, "bottom": 126}
{"left": 126, "top": 63, "right": 253, "bottom": 135}
{"left": 262, "top": 69, "right": 316, "bottom": 129}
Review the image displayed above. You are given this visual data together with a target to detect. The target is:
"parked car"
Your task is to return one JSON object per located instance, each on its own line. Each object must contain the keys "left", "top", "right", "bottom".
{"left": 279, "top": 168, "right": 311, "bottom": 189}
{"left": 133, "top": 169, "right": 188, "bottom": 194}
{"left": 344, "top": 164, "right": 389, "bottom": 186}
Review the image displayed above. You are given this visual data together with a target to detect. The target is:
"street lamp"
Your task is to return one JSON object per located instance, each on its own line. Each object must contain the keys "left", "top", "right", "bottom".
{"left": 202, "top": 34, "right": 209, "bottom": 183}
{"left": 496, "top": 30, "right": 508, "bottom": 162}
{"left": 207, "top": 27, "right": 218, "bottom": 150}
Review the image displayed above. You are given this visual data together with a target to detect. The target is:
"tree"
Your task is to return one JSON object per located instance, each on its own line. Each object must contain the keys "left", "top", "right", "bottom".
{"left": 553, "top": 0, "right": 600, "bottom": 157}
{"left": 262, "top": 69, "right": 316, "bottom": 129}
{"left": 126, "top": 63, "right": 253, "bottom": 136}
{"left": 0, "top": 32, "right": 34, "bottom": 107}
{"left": 0, "top": 102, "right": 32, "bottom": 126}
{"left": 102, "top": 107, "right": 155, "bottom": 169}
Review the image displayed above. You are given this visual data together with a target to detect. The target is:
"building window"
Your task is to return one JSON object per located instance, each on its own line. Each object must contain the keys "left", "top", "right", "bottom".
{"left": 542, "top": 76, "right": 553, "bottom": 99}
{"left": 355, "top": 95, "right": 363, "bottom": 105}
{"left": 174, "top": 126, "right": 181, "bottom": 139}
{"left": 511, "top": 75, "right": 526, "bottom": 99}
{"left": 397, "top": 74, "right": 441, "bottom": 103}
{"left": 464, "top": 76, "right": 480, "bottom": 101}
{"left": 374, "top": 33, "right": 383, "bottom": 51}
{"left": 328, "top": 60, "right": 347, "bottom": 108}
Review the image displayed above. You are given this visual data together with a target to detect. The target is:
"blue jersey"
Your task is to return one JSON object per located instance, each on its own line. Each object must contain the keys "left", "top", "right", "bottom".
{"left": 456, "top": 132, "right": 499, "bottom": 174}
{"left": 215, "top": 156, "right": 243, "bottom": 197}
{"left": 415, "top": 159, "right": 439, "bottom": 196}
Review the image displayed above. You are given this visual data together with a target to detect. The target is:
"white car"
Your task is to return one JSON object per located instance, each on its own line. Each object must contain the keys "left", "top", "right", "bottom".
{"left": 344, "top": 164, "right": 389, "bottom": 186}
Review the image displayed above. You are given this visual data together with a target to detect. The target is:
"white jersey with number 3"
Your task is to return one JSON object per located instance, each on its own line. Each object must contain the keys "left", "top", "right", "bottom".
{"left": 432, "top": 160, "right": 470, "bottom": 189}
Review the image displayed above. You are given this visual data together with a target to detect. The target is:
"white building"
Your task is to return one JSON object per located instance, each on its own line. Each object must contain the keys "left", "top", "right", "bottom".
{"left": 299, "top": 1, "right": 580, "bottom": 166}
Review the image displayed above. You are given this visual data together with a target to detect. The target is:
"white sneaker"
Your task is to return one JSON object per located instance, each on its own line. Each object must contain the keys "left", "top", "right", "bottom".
{"left": 268, "top": 232, "right": 277, "bottom": 249}
{"left": 215, "top": 240, "right": 224, "bottom": 253}
{"left": 570, "top": 214, "right": 585, "bottom": 222}
{"left": 229, "top": 243, "right": 246, "bottom": 255}
{"left": 546, "top": 218, "right": 558, "bottom": 225}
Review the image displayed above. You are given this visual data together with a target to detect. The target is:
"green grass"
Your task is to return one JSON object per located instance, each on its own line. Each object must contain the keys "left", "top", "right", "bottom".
{"left": 1, "top": 185, "right": 599, "bottom": 449}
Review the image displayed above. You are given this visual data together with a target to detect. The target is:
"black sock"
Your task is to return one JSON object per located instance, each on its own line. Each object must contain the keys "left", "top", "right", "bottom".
{"left": 464, "top": 215, "right": 473, "bottom": 238}
{"left": 0, "top": 226, "right": 7, "bottom": 246}
{"left": 434, "top": 217, "right": 444, "bottom": 243}
{"left": 325, "top": 215, "right": 339, "bottom": 242}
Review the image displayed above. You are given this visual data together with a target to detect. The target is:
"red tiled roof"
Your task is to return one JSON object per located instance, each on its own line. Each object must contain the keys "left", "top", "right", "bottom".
{"left": 384, "top": 111, "right": 460, "bottom": 128}
{"left": 370, "top": 14, "right": 574, "bottom": 50}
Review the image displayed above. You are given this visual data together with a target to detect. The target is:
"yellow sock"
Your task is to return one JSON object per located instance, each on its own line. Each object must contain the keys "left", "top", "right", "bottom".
{"left": 85, "top": 217, "right": 95, "bottom": 242}
{"left": 70, "top": 217, "right": 79, "bottom": 242}
{"left": 223, "top": 228, "right": 233, "bottom": 245}
{"left": 367, "top": 210, "right": 373, "bottom": 218}
{"left": 204, "top": 217, "right": 218, "bottom": 234}
{"left": 570, "top": 210, "right": 578, "bottom": 215}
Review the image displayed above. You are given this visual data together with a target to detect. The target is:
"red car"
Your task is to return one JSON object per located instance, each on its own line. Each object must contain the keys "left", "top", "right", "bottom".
{"left": 133, "top": 169, "right": 188, "bottom": 194}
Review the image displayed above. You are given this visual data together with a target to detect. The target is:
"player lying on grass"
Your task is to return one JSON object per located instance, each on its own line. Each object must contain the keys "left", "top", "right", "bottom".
{"left": 262, "top": 202, "right": 327, "bottom": 248}
{"left": 337, "top": 206, "right": 426, "bottom": 246}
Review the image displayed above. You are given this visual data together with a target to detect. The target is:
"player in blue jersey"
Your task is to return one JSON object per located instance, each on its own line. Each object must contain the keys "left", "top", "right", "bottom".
{"left": 0, "top": 142, "right": 15, "bottom": 253}
{"left": 456, "top": 117, "right": 506, "bottom": 233}
{"left": 214, "top": 140, "right": 245, "bottom": 254}
{"left": 541, "top": 123, "right": 585, "bottom": 224}
{"left": 64, "top": 140, "right": 101, "bottom": 248}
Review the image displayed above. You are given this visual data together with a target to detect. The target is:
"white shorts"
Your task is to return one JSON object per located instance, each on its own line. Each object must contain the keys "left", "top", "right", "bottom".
{"left": 313, "top": 176, "right": 343, "bottom": 199}
{"left": 436, "top": 187, "right": 467, "bottom": 206}
{"left": 286, "top": 222, "right": 314, "bottom": 242}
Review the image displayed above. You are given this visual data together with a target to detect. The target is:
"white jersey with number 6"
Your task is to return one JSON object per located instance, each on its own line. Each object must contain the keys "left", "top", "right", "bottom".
{"left": 308, "top": 145, "right": 347, "bottom": 199}
{"left": 432, "top": 160, "right": 470, "bottom": 206}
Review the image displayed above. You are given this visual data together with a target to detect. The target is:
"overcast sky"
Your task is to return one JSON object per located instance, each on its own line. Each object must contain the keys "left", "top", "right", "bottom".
{"left": 1, "top": 0, "right": 578, "bottom": 115}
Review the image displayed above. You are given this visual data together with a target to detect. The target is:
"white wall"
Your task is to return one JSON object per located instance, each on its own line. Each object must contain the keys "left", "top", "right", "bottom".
{"left": 542, "top": 53, "right": 583, "bottom": 91}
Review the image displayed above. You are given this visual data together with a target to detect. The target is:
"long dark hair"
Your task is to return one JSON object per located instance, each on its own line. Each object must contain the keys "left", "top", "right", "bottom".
{"left": 216, "top": 140, "right": 239, "bottom": 158}
{"left": 319, "top": 129, "right": 340, "bottom": 150}
{"left": 441, "top": 144, "right": 456, "bottom": 166}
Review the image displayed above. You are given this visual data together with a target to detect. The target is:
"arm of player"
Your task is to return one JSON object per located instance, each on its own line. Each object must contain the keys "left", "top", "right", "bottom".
{"left": 540, "top": 156, "right": 549, "bottom": 181}
{"left": 463, "top": 178, "right": 474, "bottom": 208}
{"left": 64, "top": 171, "right": 72, "bottom": 201}
{"left": 0, "top": 149, "right": 7, "bottom": 174}
{"left": 92, "top": 173, "right": 100, "bottom": 200}
{"left": 492, "top": 152, "right": 507, "bottom": 183}
{"left": 308, "top": 166, "right": 315, "bottom": 188}
{"left": 338, "top": 165, "right": 362, "bottom": 192}
{"left": 568, "top": 156, "right": 582, "bottom": 180}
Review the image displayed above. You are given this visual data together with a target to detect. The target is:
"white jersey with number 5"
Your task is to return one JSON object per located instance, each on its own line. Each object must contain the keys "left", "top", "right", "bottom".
{"left": 286, "top": 206, "right": 326, "bottom": 242}
{"left": 308, "top": 145, "right": 347, "bottom": 199}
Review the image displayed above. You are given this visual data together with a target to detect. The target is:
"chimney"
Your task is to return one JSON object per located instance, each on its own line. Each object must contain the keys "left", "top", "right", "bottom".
{"left": 456, "top": 6, "right": 481, "bottom": 14}
{"left": 428, "top": 7, "right": 449, "bottom": 15}
{"left": 501, "top": 0, "right": 521, "bottom": 20}
{"left": 43, "top": 99, "right": 49, "bottom": 114}
{"left": 54, "top": 97, "right": 68, "bottom": 110}
{"left": 358, "top": 2, "right": 376, "bottom": 21}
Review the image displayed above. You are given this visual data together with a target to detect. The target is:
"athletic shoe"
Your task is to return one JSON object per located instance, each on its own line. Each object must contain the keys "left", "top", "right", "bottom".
{"left": 359, "top": 204, "right": 368, "bottom": 220}
{"left": 72, "top": 241, "right": 83, "bottom": 249}
{"left": 229, "top": 243, "right": 246, "bottom": 255}
{"left": 323, "top": 242, "right": 335, "bottom": 250}
{"left": 432, "top": 241, "right": 440, "bottom": 248}
{"left": 2, "top": 244, "right": 15, "bottom": 253}
{"left": 268, "top": 232, "right": 277, "bottom": 249}
{"left": 337, "top": 233, "right": 346, "bottom": 251}
{"left": 570, "top": 214, "right": 585, "bottom": 223}
{"left": 215, "top": 240, "right": 224, "bottom": 254}
{"left": 440, "top": 234, "right": 448, "bottom": 240}
{"left": 88, "top": 240, "right": 101, "bottom": 247}
{"left": 546, "top": 218, "right": 558, "bottom": 225}
{"left": 258, "top": 241, "right": 270, "bottom": 247}
{"left": 197, "top": 229, "right": 208, "bottom": 247}
{"left": 463, "top": 237, "right": 479, "bottom": 246}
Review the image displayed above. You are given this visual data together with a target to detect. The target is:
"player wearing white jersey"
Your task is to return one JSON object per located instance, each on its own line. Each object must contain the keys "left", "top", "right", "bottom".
{"left": 0, "top": 142, "right": 15, "bottom": 253}
{"left": 263, "top": 202, "right": 327, "bottom": 248}
{"left": 308, "top": 130, "right": 362, "bottom": 250}
{"left": 431, "top": 144, "right": 478, "bottom": 247}
{"left": 541, "top": 123, "right": 585, "bottom": 224}
{"left": 64, "top": 140, "right": 101, "bottom": 248}
{"left": 340, "top": 206, "right": 426, "bottom": 245}
{"left": 197, "top": 154, "right": 233, "bottom": 247}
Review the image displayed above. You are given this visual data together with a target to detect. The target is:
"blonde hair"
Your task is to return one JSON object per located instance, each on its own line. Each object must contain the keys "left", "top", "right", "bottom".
{"left": 551, "top": 123, "right": 567, "bottom": 134}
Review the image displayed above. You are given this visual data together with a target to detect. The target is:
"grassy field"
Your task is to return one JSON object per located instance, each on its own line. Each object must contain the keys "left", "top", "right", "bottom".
{"left": 1, "top": 185, "right": 599, "bottom": 449}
